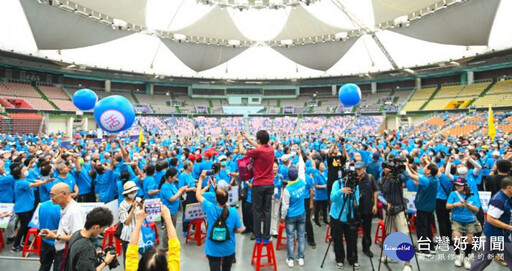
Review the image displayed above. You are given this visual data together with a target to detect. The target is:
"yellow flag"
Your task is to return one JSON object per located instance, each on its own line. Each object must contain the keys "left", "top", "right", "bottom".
{"left": 488, "top": 105, "right": 496, "bottom": 142}
{"left": 138, "top": 129, "right": 144, "bottom": 147}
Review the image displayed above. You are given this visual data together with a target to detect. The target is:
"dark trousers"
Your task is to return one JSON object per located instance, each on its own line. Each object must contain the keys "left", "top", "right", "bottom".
{"left": 54, "top": 249, "right": 64, "bottom": 271}
{"left": 360, "top": 213, "right": 373, "bottom": 252}
{"left": 207, "top": 253, "right": 235, "bottom": 271}
{"left": 252, "top": 185, "right": 274, "bottom": 240}
{"left": 14, "top": 210, "right": 34, "bottom": 247}
{"left": 314, "top": 200, "right": 328, "bottom": 224}
{"left": 435, "top": 199, "right": 452, "bottom": 244}
{"left": 242, "top": 199, "right": 253, "bottom": 232}
{"left": 39, "top": 241, "right": 57, "bottom": 271}
{"left": 121, "top": 240, "right": 129, "bottom": 267}
{"left": 304, "top": 198, "right": 315, "bottom": 244}
{"left": 416, "top": 210, "right": 434, "bottom": 253}
{"left": 182, "top": 191, "right": 198, "bottom": 234}
{"left": 77, "top": 192, "right": 95, "bottom": 203}
{"left": 330, "top": 216, "right": 358, "bottom": 264}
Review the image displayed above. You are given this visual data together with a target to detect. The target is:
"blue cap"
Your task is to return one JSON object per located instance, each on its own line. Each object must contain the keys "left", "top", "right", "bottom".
{"left": 288, "top": 165, "right": 299, "bottom": 181}
{"left": 372, "top": 152, "right": 380, "bottom": 160}
{"left": 354, "top": 161, "right": 366, "bottom": 169}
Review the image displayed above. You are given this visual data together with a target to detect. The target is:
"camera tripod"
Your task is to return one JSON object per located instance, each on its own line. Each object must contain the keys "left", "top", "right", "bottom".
{"left": 377, "top": 177, "right": 421, "bottom": 271}
{"left": 320, "top": 179, "right": 374, "bottom": 271}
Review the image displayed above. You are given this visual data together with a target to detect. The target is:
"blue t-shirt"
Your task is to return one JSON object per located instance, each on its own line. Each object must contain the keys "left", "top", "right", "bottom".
{"left": 304, "top": 174, "right": 313, "bottom": 199}
{"left": 203, "top": 200, "right": 242, "bottom": 257}
{"left": 39, "top": 178, "right": 55, "bottom": 203}
{"left": 143, "top": 176, "right": 158, "bottom": 199}
{"left": 56, "top": 173, "right": 76, "bottom": 193}
{"left": 96, "top": 170, "right": 116, "bottom": 203}
{"left": 14, "top": 179, "right": 35, "bottom": 213}
{"left": 484, "top": 190, "right": 512, "bottom": 242}
{"left": 273, "top": 174, "right": 283, "bottom": 199}
{"left": 329, "top": 180, "right": 360, "bottom": 222}
{"left": 0, "top": 174, "right": 15, "bottom": 203}
{"left": 38, "top": 200, "right": 61, "bottom": 246}
{"left": 313, "top": 170, "right": 328, "bottom": 201}
{"left": 74, "top": 164, "right": 93, "bottom": 195}
{"left": 160, "top": 182, "right": 180, "bottom": 215}
{"left": 436, "top": 174, "right": 453, "bottom": 200}
{"left": 178, "top": 172, "right": 196, "bottom": 188}
{"left": 447, "top": 191, "right": 481, "bottom": 223}
{"left": 414, "top": 176, "right": 438, "bottom": 212}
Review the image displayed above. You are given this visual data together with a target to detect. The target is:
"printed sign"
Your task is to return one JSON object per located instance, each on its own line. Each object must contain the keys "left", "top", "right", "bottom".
{"left": 144, "top": 198, "right": 162, "bottom": 222}
{"left": 403, "top": 190, "right": 416, "bottom": 213}
{"left": 100, "top": 110, "right": 126, "bottom": 132}
{"left": 184, "top": 202, "right": 206, "bottom": 221}
{"left": 0, "top": 204, "right": 14, "bottom": 229}
{"left": 478, "top": 191, "right": 491, "bottom": 212}
{"left": 228, "top": 186, "right": 239, "bottom": 205}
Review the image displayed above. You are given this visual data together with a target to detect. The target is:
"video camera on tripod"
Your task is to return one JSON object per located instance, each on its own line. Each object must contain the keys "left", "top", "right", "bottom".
{"left": 382, "top": 157, "right": 407, "bottom": 178}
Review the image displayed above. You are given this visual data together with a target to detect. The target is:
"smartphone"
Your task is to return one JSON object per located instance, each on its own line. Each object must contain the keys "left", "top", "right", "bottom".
{"left": 206, "top": 170, "right": 214, "bottom": 176}
{"left": 144, "top": 201, "right": 161, "bottom": 214}
{"left": 458, "top": 154, "right": 464, "bottom": 160}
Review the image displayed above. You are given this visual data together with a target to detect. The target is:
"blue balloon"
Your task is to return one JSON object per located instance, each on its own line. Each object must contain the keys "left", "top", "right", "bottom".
{"left": 73, "top": 89, "right": 98, "bottom": 111}
{"left": 93, "top": 95, "right": 135, "bottom": 133}
{"left": 338, "top": 83, "right": 361, "bottom": 106}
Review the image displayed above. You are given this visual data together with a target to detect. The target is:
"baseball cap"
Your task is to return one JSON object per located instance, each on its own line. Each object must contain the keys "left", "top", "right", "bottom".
{"left": 288, "top": 165, "right": 298, "bottom": 181}
{"left": 372, "top": 152, "right": 380, "bottom": 160}
{"left": 188, "top": 154, "right": 196, "bottom": 161}
{"left": 454, "top": 178, "right": 466, "bottom": 186}
{"left": 354, "top": 161, "right": 366, "bottom": 170}
{"left": 492, "top": 151, "right": 501, "bottom": 157}
{"left": 218, "top": 155, "right": 227, "bottom": 161}
{"left": 217, "top": 180, "right": 229, "bottom": 190}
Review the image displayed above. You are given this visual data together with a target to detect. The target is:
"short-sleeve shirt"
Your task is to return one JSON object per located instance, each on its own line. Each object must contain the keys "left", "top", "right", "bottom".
{"left": 14, "top": 179, "right": 35, "bottom": 213}
{"left": 447, "top": 191, "right": 481, "bottom": 223}
{"left": 202, "top": 200, "right": 242, "bottom": 257}
{"left": 143, "top": 176, "right": 158, "bottom": 199}
{"left": 160, "top": 182, "right": 180, "bottom": 215}
{"left": 484, "top": 190, "right": 512, "bottom": 242}
{"left": 414, "top": 175, "right": 438, "bottom": 212}
{"left": 246, "top": 145, "right": 275, "bottom": 186}
{"left": 56, "top": 200, "right": 84, "bottom": 251}
{"left": 38, "top": 200, "right": 61, "bottom": 246}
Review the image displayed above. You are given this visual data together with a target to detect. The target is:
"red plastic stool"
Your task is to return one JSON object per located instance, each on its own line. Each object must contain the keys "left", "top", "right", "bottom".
{"left": 325, "top": 224, "right": 331, "bottom": 243}
{"left": 357, "top": 226, "right": 364, "bottom": 235}
{"left": 22, "top": 228, "right": 41, "bottom": 257}
{"left": 102, "top": 225, "right": 122, "bottom": 256}
{"left": 251, "top": 241, "right": 277, "bottom": 271}
{"left": 374, "top": 220, "right": 386, "bottom": 245}
{"left": 185, "top": 219, "right": 207, "bottom": 246}
{"left": 275, "top": 222, "right": 287, "bottom": 250}
{"left": 148, "top": 222, "right": 160, "bottom": 246}
{"left": 0, "top": 228, "right": 5, "bottom": 250}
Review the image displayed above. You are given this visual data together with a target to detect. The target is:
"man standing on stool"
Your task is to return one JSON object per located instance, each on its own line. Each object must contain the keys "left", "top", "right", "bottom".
{"left": 238, "top": 130, "right": 274, "bottom": 244}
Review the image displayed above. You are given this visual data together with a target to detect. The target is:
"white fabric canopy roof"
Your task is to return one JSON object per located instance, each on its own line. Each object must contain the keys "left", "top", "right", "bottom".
{"left": 1, "top": 0, "right": 511, "bottom": 79}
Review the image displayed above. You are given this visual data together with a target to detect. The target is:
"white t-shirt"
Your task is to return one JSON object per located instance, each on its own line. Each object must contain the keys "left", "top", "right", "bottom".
{"left": 55, "top": 200, "right": 84, "bottom": 251}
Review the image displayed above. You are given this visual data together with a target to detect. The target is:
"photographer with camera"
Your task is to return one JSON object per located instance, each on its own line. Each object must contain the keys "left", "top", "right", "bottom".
{"left": 64, "top": 207, "right": 115, "bottom": 271}
{"left": 353, "top": 161, "right": 378, "bottom": 257}
{"left": 329, "top": 163, "right": 361, "bottom": 269}
{"left": 377, "top": 156, "right": 413, "bottom": 271}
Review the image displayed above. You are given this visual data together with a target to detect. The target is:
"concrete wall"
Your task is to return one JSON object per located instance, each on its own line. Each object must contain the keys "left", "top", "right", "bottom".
{"left": 48, "top": 117, "right": 67, "bottom": 134}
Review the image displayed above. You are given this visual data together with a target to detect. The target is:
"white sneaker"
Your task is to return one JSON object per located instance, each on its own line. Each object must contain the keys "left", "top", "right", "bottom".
{"left": 403, "top": 265, "right": 413, "bottom": 271}
{"left": 286, "top": 259, "right": 294, "bottom": 268}
{"left": 336, "top": 262, "right": 344, "bottom": 269}
{"left": 353, "top": 262, "right": 360, "bottom": 269}
{"left": 454, "top": 254, "right": 463, "bottom": 267}
{"left": 463, "top": 256, "right": 471, "bottom": 269}
{"left": 298, "top": 258, "right": 305, "bottom": 266}
{"left": 381, "top": 256, "right": 398, "bottom": 263}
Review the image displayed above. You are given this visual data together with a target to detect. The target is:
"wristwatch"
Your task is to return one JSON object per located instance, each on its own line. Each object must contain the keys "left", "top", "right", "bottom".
{"left": 56, "top": 235, "right": 61, "bottom": 241}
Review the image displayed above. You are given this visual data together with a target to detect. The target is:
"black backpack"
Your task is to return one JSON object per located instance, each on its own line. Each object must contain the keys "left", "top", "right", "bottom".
{"left": 209, "top": 208, "right": 230, "bottom": 243}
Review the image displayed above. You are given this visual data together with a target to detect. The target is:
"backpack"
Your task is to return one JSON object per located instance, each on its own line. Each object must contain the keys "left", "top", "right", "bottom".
{"left": 237, "top": 156, "right": 254, "bottom": 181}
{"left": 209, "top": 208, "right": 230, "bottom": 243}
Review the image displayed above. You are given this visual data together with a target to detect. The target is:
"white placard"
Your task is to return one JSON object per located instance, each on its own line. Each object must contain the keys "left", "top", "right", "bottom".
{"left": 403, "top": 189, "right": 417, "bottom": 213}
{"left": 228, "top": 186, "right": 239, "bottom": 205}
{"left": 478, "top": 191, "right": 491, "bottom": 212}
{"left": 184, "top": 202, "right": 206, "bottom": 221}
{"left": 0, "top": 204, "right": 14, "bottom": 229}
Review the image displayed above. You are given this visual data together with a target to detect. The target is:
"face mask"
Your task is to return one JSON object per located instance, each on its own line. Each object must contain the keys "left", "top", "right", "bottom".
{"left": 221, "top": 161, "right": 227, "bottom": 167}
{"left": 415, "top": 144, "right": 420, "bottom": 148}
{"left": 85, "top": 156, "right": 91, "bottom": 161}
{"left": 23, "top": 171, "right": 29, "bottom": 177}
{"left": 127, "top": 193, "right": 136, "bottom": 199}
{"left": 152, "top": 157, "right": 157, "bottom": 162}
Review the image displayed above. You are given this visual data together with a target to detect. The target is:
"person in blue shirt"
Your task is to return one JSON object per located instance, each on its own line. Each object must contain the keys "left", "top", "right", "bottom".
{"left": 74, "top": 155, "right": 95, "bottom": 202}
{"left": 160, "top": 168, "right": 187, "bottom": 251}
{"left": 55, "top": 163, "right": 78, "bottom": 199}
{"left": 11, "top": 162, "right": 52, "bottom": 252}
{"left": 470, "top": 177, "right": 512, "bottom": 271}
{"left": 178, "top": 161, "right": 199, "bottom": 237}
{"left": 94, "top": 162, "right": 116, "bottom": 203}
{"left": 312, "top": 160, "right": 329, "bottom": 227}
{"left": 446, "top": 178, "right": 481, "bottom": 269}
{"left": 270, "top": 162, "right": 283, "bottom": 237}
{"left": 435, "top": 164, "right": 454, "bottom": 252}
{"left": 366, "top": 152, "right": 382, "bottom": 180}
{"left": 195, "top": 170, "right": 244, "bottom": 271}
{"left": 38, "top": 200, "right": 61, "bottom": 271}
{"left": 281, "top": 166, "right": 307, "bottom": 267}
{"left": 0, "top": 160, "right": 16, "bottom": 244}
{"left": 406, "top": 162, "right": 439, "bottom": 256}
{"left": 142, "top": 165, "right": 159, "bottom": 199}
{"left": 329, "top": 165, "right": 360, "bottom": 269}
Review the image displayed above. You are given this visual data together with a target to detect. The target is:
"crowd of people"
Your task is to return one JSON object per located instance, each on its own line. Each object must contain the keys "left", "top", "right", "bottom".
{"left": 0, "top": 123, "right": 512, "bottom": 271}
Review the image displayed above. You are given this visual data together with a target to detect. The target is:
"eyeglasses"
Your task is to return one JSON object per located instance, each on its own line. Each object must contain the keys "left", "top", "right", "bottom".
{"left": 49, "top": 191, "right": 64, "bottom": 198}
